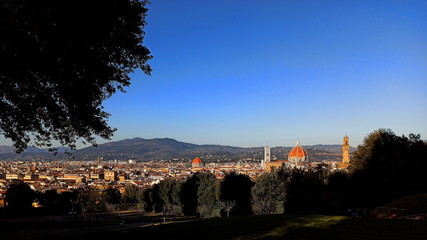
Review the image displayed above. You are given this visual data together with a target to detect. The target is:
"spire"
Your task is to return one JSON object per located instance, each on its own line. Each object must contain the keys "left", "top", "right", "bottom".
{"left": 296, "top": 139, "right": 300, "bottom": 146}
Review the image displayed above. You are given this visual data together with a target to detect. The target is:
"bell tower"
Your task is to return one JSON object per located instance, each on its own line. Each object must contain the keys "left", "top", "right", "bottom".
{"left": 342, "top": 135, "right": 350, "bottom": 166}
{"left": 262, "top": 146, "right": 271, "bottom": 169}
{"left": 264, "top": 146, "right": 271, "bottom": 163}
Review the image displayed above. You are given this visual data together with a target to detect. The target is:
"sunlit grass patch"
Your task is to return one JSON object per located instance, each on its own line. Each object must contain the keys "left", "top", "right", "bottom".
{"left": 236, "top": 215, "right": 348, "bottom": 239}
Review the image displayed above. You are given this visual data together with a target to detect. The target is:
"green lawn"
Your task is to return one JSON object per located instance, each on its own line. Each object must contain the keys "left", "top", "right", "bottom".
{"left": 55, "top": 214, "right": 427, "bottom": 240}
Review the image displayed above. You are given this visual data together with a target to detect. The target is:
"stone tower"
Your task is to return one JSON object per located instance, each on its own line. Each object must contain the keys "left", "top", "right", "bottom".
{"left": 264, "top": 146, "right": 271, "bottom": 162}
{"left": 262, "top": 146, "right": 271, "bottom": 168}
{"left": 342, "top": 135, "right": 350, "bottom": 165}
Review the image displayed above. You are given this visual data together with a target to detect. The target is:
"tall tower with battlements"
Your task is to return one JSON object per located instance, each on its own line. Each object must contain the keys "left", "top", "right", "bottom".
{"left": 342, "top": 135, "right": 350, "bottom": 166}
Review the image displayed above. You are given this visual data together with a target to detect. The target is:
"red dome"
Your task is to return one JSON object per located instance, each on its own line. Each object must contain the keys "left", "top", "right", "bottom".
{"left": 288, "top": 140, "right": 308, "bottom": 161}
{"left": 288, "top": 146, "right": 307, "bottom": 158}
{"left": 192, "top": 157, "right": 203, "bottom": 164}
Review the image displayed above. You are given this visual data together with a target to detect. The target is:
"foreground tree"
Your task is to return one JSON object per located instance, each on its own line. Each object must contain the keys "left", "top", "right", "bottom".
{"left": 196, "top": 172, "right": 220, "bottom": 218}
{"left": 182, "top": 172, "right": 220, "bottom": 217}
{"left": 220, "top": 200, "right": 236, "bottom": 218}
{"left": 349, "top": 129, "right": 427, "bottom": 207}
{"left": 77, "top": 188, "right": 106, "bottom": 213}
{"left": 5, "top": 181, "right": 35, "bottom": 210}
{"left": 0, "top": 0, "right": 152, "bottom": 152}
{"left": 122, "top": 184, "right": 140, "bottom": 203}
{"left": 252, "top": 171, "right": 286, "bottom": 215}
{"left": 220, "top": 172, "right": 253, "bottom": 216}
{"left": 285, "top": 168, "right": 326, "bottom": 214}
{"left": 181, "top": 173, "right": 199, "bottom": 216}
{"left": 158, "top": 178, "right": 183, "bottom": 216}
{"left": 37, "top": 189, "right": 59, "bottom": 213}
{"left": 102, "top": 187, "right": 122, "bottom": 204}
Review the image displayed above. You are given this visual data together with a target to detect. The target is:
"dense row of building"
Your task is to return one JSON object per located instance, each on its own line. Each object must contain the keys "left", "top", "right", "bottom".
{"left": 0, "top": 136, "right": 351, "bottom": 207}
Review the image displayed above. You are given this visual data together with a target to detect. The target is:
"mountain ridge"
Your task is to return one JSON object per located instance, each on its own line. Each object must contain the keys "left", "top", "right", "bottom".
{"left": 0, "top": 137, "right": 356, "bottom": 161}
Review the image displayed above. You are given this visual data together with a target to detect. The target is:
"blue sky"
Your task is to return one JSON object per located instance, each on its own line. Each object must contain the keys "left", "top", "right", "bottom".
{"left": 2, "top": 0, "right": 425, "bottom": 149}
{"left": 101, "top": 0, "right": 427, "bottom": 148}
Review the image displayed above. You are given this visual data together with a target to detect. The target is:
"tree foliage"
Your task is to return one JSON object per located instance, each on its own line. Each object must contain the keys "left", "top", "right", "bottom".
{"left": 349, "top": 129, "right": 427, "bottom": 206}
{"left": 77, "top": 188, "right": 106, "bottom": 213}
{"left": 102, "top": 187, "right": 122, "bottom": 204}
{"left": 137, "top": 187, "right": 154, "bottom": 212}
{"left": 196, "top": 172, "right": 220, "bottom": 218}
{"left": 0, "top": 0, "right": 152, "bottom": 152}
{"left": 251, "top": 171, "right": 286, "bottom": 215}
{"left": 5, "top": 181, "right": 35, "bottom": 209}
{"left": 158, "top": 178, "right": 183, "bottom": 215}
{"left": 181, "top": 172, "right": 220, "bottom": 217}
{"left": 220, "top": 172, "right": 253, "bottom": 216}
{"left": 37, "top": 189, "right": 58, "bottom": 210}
{"left": 284, "top": 168, "right": 327, "bottom": 214}
{"left": 122, "top": 184, "right": 140, "bottom": 203}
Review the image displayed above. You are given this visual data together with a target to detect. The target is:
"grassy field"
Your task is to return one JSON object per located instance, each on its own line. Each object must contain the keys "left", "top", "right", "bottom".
{"left": 2, "top": 213, "right": 427, "bottom": 240}
{"left": 52, "top": 214, "right": 427, "bottom": 240}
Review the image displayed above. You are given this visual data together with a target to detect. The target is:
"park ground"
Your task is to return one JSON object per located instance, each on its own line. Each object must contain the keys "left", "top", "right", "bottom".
{"left": 1, "top": 213, "right": 427, "bottom": 240}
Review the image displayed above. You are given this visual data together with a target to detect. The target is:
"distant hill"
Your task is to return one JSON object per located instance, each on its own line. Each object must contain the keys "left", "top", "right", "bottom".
{"left": 72, "top": 138, "right": 260, "bottom": 161}
{"left": 0, "top": 145, "right": 48, "bottom": 154}
{"left": 306, "top": 144, "right": 356, "bottom": 154}
{"left": 0, "top": 145, "right": 72, "bottom": 161}
{"left": 0, "top": 138, "right": 355, "bottom": 162}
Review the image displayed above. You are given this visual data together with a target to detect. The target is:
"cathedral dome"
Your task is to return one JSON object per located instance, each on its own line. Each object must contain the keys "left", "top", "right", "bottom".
{"left": 192, "top": 157, "right": 202, "bottom": 164}
{"left": 288, "top": 140, "right": 308, "bottom": 162}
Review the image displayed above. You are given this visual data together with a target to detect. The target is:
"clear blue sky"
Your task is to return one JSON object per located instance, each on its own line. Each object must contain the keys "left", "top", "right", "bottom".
{"left": 3, "top": 0, "right": 425, "bottom": 149}
{"left": 102, "top": 0, "right": 427, "bottom": 148}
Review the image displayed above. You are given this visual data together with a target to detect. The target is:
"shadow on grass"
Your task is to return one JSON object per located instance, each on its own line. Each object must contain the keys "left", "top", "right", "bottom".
{"left": 5, "top": 214, "right": 427, "bottom": 240}
{"left": 107, "top": 214, "right": 427, "bottom": 240}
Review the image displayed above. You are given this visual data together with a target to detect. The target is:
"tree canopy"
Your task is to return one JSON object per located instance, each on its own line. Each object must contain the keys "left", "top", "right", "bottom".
{"left": 349, "top": 129, "right": 427, "bottom": 206}
{"left": 251, "top": 170, "right": 286, "bottom": 215}
{"left": 6, "top": 181, "right": 35, "bottom": 209}
{"left": 0, "top": 0, "right": 152, "bottom": 152}
{"left": 220, "top": 172, "right": 253, "bottom": 216}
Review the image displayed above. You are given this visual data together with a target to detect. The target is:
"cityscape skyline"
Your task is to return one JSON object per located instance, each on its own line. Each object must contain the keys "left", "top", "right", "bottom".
{"left": 1, "top": 0, "right": 427, "bottom": 149}
{"left": 2, "top": 2, "right": 427, "bottom": 239}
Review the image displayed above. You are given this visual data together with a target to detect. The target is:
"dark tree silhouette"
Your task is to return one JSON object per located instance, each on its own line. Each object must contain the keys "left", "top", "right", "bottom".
{"left": 37, "top": 189, "right": 59, "bottom": 213}
{"left": 137, "top": 187, "right": 155, "bottom": 212}
{"left": 220, "top": 172, "right": 253, "bottom": 216}
{"left": 323, "top": 170, "right": 352, "bottom": 214}
{"left": 102, "top": 187, "right": 122, "bottom": 204}
{"left": 196, "top": 172, "right": 220, "bottom": 218}
{"left": 0, "top": 0, "right": 152, "bottom": 152}
{"left": 349, "top": 129, "right": 427, "bottom": 207}
{"left": 284, "top": 168, "right": 325, "bottom": 214}
{"left": 181, "top": 173, "right": 199, "bottom": 216}
{"left": 158, "top": 178, "right": 183, "bottom": 215}
{"left": 77, "top": 188, "right": 106, "bottom": 213}
{"left": 182, "top": 172, "right": 220, "bottom": 217}
{"left": 5, "top": 181, "right": 35, "bottom": 209}
{"left": 122, "top": 184, "right": 139, "bottom": 203}
{"left": 57, "top": 190, "right": 78, "bottom": 214}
